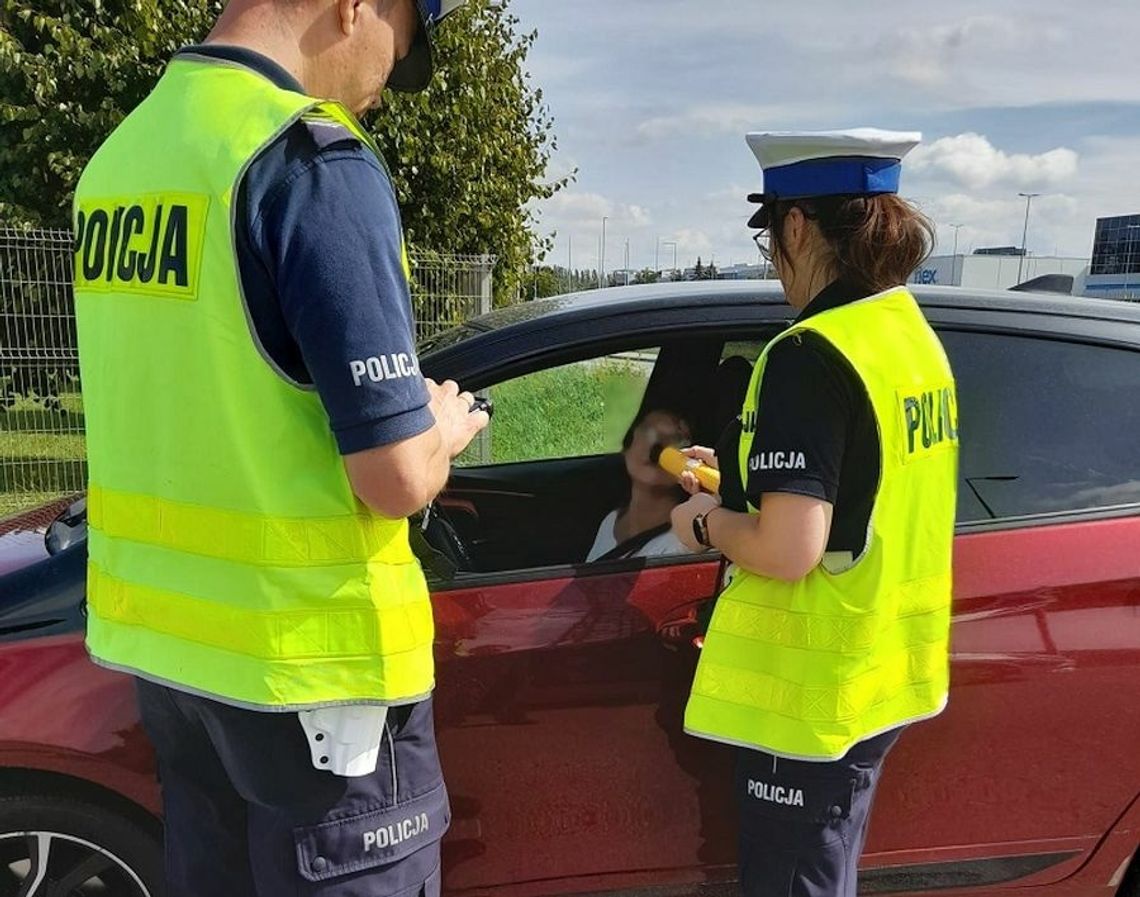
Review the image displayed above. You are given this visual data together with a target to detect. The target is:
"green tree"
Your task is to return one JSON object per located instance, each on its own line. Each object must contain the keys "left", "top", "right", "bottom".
{"left": 380, "top": 2, "right": 570, "bottom": 303}
{"left": 633, "top": 268, "right": 659, "bottom": 285}
{"left": 519, "top": 264, "right": 564, "bottom": 300}
{"left": 693, "top": 257, "right": 704, "bottom": 281}
{"left": 0, "top": 0, "right": 567, "bottom": 303}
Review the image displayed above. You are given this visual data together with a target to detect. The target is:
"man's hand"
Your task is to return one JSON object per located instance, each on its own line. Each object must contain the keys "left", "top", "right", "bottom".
{"left": 426, "top": 378, "right": 489, "bottom": 458}
{"left": 344, "top": 377, "right": 488, "bottom": 519}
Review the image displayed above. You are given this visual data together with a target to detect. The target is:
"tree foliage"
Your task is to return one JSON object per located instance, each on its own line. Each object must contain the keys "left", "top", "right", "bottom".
{"left": 519, "top": 265, "right": 600, "bottom": 299}
{"left": 691, "top": 256, "right": 718, "bottom": 280}
{"left": 0, "top": 0, "right": 566, "bottom": 302}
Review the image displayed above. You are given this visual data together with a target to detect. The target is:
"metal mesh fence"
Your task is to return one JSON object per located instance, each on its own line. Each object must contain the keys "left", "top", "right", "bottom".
{"left": 0, "top": 227, "right": 495, "bottom": 517}
{"left": 410, "top": 252, "right": 494, "bottom": 342}
{"left": 0, "top": 228, "right": 85, "bottom": 518}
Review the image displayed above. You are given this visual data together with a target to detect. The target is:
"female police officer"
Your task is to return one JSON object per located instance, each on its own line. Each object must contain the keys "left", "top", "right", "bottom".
{"left": 671, "top": 130, "right": 959, "bottom": 897}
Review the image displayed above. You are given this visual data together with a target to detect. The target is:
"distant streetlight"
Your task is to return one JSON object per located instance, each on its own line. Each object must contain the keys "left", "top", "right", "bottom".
{"left": 661, "top": 240, "right": 677, "bottom": 278}
{"left": 949, "top": 224, "right": 964, "bottom": 285}
{"left": 1017, "top": 193, "right": 1041, "bottom": 284}
{"left": 624, "top": 239, "right": 631, "bottom": 286}
{"left": 599, "top": 216, "right": 608, "bottom": 288}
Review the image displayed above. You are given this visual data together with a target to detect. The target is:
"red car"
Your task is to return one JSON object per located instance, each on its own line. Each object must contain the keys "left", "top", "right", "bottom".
{"left": 2, "top": 282, "right": 1139, "bottom": 897}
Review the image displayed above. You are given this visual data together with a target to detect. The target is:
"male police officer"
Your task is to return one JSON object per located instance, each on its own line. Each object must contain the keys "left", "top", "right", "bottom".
{"left": 73, "top": 1, "right": 481, "bottom": 894}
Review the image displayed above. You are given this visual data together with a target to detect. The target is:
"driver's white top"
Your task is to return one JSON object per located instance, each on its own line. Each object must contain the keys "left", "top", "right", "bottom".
{"left": 586, "top": 510, "right": 690, "bottom": 562}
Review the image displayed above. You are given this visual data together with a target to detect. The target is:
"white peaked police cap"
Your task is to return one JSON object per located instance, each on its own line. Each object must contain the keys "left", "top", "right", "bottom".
{"left": 744, "top": 128, "right": 922, "bottom": 221}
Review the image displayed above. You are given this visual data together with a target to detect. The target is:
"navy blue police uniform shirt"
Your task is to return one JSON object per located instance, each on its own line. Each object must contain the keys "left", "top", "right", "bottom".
{"left": 180, "top": 45, "right": 433, "bottom": 455}
{"left": 717, "top": 280, "right": 881, "bottom": 554}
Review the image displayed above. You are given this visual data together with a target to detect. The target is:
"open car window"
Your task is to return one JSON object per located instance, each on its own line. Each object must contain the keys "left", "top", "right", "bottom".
{"left": 455, "top": 350, "right": 656, "bottom": 468}
{"left": 423, "top": 332, "right": 776, "bottom": 581}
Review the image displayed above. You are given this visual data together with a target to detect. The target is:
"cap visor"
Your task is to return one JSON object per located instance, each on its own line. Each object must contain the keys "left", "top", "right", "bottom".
{"left": 387, "top": 20, "right": 434, "bottom": 92}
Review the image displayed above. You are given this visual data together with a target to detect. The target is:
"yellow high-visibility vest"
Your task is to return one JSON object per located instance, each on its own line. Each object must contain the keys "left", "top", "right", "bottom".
{"left": 74, "top": 56, "right": 435, "bottom": 710}
{"left": 685, "top": 287, "right": 958, "bottom": 759}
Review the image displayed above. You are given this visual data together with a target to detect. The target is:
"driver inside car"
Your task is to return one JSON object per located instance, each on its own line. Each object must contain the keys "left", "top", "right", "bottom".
{"left": 585, "top": 408, "right": 694, "bottom": 562}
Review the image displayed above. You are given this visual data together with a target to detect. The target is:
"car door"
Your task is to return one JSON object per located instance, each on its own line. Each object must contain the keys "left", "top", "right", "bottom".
{"left": 854, "top": 325, "right": 1140, "bottom": 891}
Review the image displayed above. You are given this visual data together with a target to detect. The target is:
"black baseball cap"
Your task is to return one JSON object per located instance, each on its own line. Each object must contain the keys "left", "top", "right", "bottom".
{"left": 387, "top": 0, "right": 467, "bottom": 93}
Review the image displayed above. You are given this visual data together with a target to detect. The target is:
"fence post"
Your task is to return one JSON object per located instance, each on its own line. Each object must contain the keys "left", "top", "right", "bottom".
{"left": 478, "top": 254, "right": 493, "bottom": 317}
{"left": 475, "top": 254, "right": 494, "bottom": 464}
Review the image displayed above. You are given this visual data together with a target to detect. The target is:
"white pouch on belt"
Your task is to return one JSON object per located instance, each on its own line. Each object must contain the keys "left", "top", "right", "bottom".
{"left": 298, "top": 705, "right": 389, "bottom": 777}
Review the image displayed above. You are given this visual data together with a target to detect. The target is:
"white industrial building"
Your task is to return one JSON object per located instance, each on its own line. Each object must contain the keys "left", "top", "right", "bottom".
{"left": 910, "top": 253, "right": 1089, "bottom": 292}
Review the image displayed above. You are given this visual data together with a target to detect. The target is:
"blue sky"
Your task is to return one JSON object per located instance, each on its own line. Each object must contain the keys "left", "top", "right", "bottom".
{"left": 511, "top": 0, "right": 1140, "bottom": 272}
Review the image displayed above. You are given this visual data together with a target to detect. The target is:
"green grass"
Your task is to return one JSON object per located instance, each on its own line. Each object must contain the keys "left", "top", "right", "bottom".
{"left": 460, "top": 357, "right": 651, "bottom": 466}
{"left": 0, "top": 491, "right": 65, "bottom": 519}
{"left": 0, "top": 398, "right": 86, "bottom": 515}
{"left": 0, "top": 428, "right": 86, "bottom": 459}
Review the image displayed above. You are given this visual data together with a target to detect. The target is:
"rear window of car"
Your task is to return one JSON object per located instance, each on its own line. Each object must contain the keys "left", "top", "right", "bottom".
{"left": 941, "top": 330, "right": 1140, "bottom": 523}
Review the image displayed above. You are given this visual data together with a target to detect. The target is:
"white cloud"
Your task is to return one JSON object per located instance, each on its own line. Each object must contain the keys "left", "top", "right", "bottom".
{"left": 635, "top": 104, "right": 797, "bottom": 142}
{"left": 672, "top": 228, "right": 715, "bottom": 260}
{"left": 513, "top": 1, "right": 1140, "bottom": 268}
{"left": 884, "top": 16, "right": 1065, "bottom": 90}
{"left": 538, "top": 190, "right": 651, "bottom": 229}
{"left": 909, "top": 134, "right": 1079, "bottom": 191}
{"left": 917, "top": 193, "right": 1080, "bottom": 255}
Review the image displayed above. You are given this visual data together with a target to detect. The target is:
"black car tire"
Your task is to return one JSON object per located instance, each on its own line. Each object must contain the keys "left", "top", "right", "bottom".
{"left": 0, "top": 793, "right": 163, "bottom": 896}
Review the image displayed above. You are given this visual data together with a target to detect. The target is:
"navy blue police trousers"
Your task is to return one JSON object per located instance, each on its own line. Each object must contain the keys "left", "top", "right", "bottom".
{"left": 736, "top": 728, "right": 904, "bottom": 897}
{"left": 137, "top": 679, "right": 448, "bottom": 897}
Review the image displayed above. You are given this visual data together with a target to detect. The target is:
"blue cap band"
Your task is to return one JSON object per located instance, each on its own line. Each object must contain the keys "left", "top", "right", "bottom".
{"left": 422, "top": 0, "right": 463, "bottom": 24}
{"left": 763, "top": 156, "right": 902, "bottom": 199}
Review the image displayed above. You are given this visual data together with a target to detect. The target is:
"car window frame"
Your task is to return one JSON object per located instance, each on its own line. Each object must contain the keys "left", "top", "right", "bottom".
{"left": 934, "top": 322, "right": 1140, "bottom": 533}
{"left": 431, "top": 324, "right": 785, "bottom": 589}
{"left": 430, "top": 308, "right": 1140, "bottom": 589}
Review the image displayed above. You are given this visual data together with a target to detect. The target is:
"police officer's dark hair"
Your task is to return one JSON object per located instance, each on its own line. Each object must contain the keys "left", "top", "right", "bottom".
{"left": 763, "top": 194, "right": 934, "bottom": 295}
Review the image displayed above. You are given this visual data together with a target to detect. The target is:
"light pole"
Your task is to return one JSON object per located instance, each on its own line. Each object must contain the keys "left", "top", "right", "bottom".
{"left": 661, "top": 241, "right": 677, "bottom": 279}
{"left": 567, "top": 233, "right": 572, "bottom": 293}
{"left": 949, "top": 224, "right": 963, "bottom": 285}
{"left": 599, "top": 216, "right": 608, "bottom": 288}
{"left": 655, "top": 236, "right": 661, "bottom": 273}
{"left": 624, "top": 239, "right": 630, "bottom": 285}
{"left": 1017, "top": 193, "right": 1041, "bottom": 285}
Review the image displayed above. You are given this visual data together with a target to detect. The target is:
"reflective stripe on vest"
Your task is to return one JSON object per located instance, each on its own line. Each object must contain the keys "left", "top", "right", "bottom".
{"left": 74, "top": 57, "right": 435, "bottom": 710}
{"left": 87, "top": 486, "right": 417, "bottom": 567}
{"left": 684, "top": 287, "right": 958, "bottom": 760}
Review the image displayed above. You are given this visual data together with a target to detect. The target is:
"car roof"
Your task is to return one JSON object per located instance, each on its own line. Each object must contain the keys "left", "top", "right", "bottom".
{"left": 447, "top": 282, "right": 1140, "bottom": 332}
{"left": 420, "top": 281, "right": 1140, "bottom": 366}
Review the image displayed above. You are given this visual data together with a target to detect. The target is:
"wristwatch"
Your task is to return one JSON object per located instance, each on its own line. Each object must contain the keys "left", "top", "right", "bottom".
{"left": 692, "top": 507, "right": 718, "bottom": 549}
